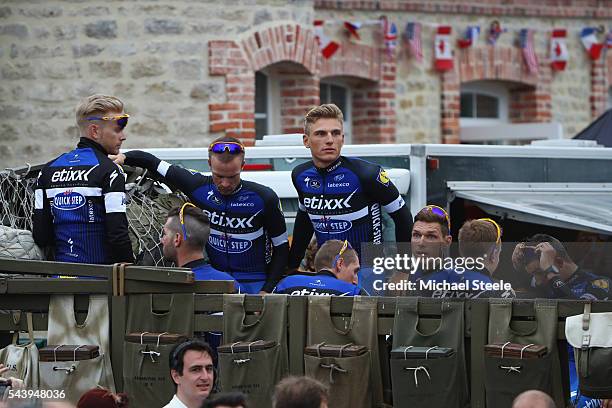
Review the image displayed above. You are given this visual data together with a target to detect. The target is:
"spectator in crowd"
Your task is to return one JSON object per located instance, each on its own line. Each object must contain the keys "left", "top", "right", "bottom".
{"left": 513, "top": 234, "right": 611, "bottom": 408}
{"left": 274, "top": 239, "right": 362, "bottom": 296}
{"left": 113, "top": 136, "right": 288, "bottom": 294}
{"left": 273, "top": 376, "right": 328, "bottom": 408}
{"left": 288, "top": 103, "right": 412, "bottom": 294}
{"left": 416, "top": 218, "right": 514, "bottom": 298}
{"left": 164, "top": 340, "right": 216, "bottom": 408}
{"left": 33, "top": 94, "right": 133, "bottom": 265}
{"left": 512, "top": 390, "right": 556, "bottom": 408}
{"left": 201, "top": 392, "right": 247, "bottom": 408}
{"left": 161, "top": 204, "right": 244, "bottom": 292}
{"left": 77, "top": 388, "right": 128, "bottom": 408}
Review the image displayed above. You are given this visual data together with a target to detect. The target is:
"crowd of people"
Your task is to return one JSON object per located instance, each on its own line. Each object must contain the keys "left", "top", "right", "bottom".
{"left": 6, "top": 94, "right": 609, "bottom": 407}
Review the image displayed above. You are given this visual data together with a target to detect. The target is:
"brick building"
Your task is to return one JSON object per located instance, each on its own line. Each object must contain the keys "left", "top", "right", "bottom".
{"left": 1, "top": 0, "right": 611, "bottom": 167}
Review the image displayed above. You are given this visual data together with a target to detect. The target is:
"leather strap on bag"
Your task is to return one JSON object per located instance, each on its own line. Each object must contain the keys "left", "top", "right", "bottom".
{"left": 580, "top": 302, "right": 592, "bottom": 378}
{"left": 112, "top": 263, "right": 130, "bottom": 296}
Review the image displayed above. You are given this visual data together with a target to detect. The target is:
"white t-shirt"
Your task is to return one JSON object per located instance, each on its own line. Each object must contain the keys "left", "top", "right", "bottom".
{"left": 163, "top": 394, "right": 188, "bottom": 408}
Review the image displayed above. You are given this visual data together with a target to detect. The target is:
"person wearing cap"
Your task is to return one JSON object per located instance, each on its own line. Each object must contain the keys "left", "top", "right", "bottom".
{"left": 274, "top": 239, "right": 362, "bottom": 296}
{"left": 33, "top": 94, "right": 133, "bottom": 265}
{"left": 112, "top": 136, "right": 288, "bottom": 294}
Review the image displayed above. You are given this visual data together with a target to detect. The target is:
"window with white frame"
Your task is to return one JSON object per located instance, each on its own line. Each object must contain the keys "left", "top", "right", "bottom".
{"left": 255, "top": 72, "right": 268, "bottom": 140}
{"left": 320, "top": 81, "right": 352, "bottom": 143}
{"left": 460, "top": 81, "right": 509, "bottom": 127}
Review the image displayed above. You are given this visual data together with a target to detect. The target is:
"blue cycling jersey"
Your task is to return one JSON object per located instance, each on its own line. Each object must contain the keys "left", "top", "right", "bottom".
{"left": 124, "top": 151, "right": 288, "bottom": 292}
{"left": 33, "top": 138, "right": 133, "bottom": 264}
{"left": 534, "top": 268, "right": 610, "bottom": 300}
{"left": 290, "top": 156, "right": 409, "bottom": 267}
{"left": 274, "top": 270, "right": 361, "bottom": 296}
{"left": 184, "top": 259, "right": 245, "bottom": 293}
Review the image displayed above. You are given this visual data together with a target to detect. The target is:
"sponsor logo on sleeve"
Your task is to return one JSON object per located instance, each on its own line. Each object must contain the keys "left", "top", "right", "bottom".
{"left": 592, "top": 279, "right": 609, "bottom": 290}
{"left": 377, "top": 169, "right": 390, "bottom": 186}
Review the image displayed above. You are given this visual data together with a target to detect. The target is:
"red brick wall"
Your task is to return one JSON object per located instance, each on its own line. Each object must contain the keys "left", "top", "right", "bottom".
{"left": 351, "top": 59, "right": 397, "bottom": 144}
{"left": 208, "top": 42, "right": 256, "bottom": 145}
{"left": 441, "top": 45, "right": 552, "bottom": 142}
{"left": 314, "top": 0, "right": 612, "bottom": 18}
{"left": 209, "top": 24, "right": 396, "bottom": 144}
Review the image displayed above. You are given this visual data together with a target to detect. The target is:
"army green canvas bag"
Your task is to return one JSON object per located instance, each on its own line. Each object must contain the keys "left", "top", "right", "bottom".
{"left": 123, "top": 294, "right": 194, "bottom": 408}
{"left": 485, "top": 299, "right": 563, "bottom": 408}
{"left": 219, "top": 294, "right": 288, "bottom": 408}
{"left": 391, "top": 298, "right": 468, "bottom": 408}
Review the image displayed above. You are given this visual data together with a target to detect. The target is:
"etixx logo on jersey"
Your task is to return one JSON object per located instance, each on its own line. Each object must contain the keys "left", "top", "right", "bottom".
{"left": 51, "top": 164, "right": 98, "bottom": 183}
{"left": 53, "top": 190, "right": 86, "bottom": 211}
{"left": 303, "top": 190, "right": 357, "bottom": 210}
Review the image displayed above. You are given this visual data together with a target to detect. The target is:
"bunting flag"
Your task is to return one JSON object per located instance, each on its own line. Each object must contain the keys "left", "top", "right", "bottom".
{"left": 519, "top": 29, "right": 539, "bottom": 74}
{"left": 344, "top": 21, "right": 362, "bottom": 40}
{"left": 381, "top": 16, "right": 398, "bottom": 58}
{"left": 580, "top": 27, "right": 603, "bottom": 60}
{"left": 457, "top": 26, "right": 480, "bottom": 48}
{"left": 434, "top": 26, "right": 454, "bottom": 71}
{"left": 404, "top": 22, "right": 423, "bottom": 62}
{"left": 550, "top": 29, "right": 568, "bottom": 71}
{"left": 313, "top": 20, "right": 340, "bottom": 59}
{"left": 606, "top": 29, "right": 612, "bottom": 49}
{"left": 487, "top": 21, "right": 504, "bottom": 45}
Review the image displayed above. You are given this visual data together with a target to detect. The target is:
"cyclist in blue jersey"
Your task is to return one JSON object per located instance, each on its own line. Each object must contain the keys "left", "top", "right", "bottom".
{"left": 112, "top": 137, "right": 288, "bottom": 294}
{"left": 274, "top": 239, "right": 362, "bottom": 296}
{"left": 417, "top": 218, "right": 515, "bottom": 298}
{"left": 288, "top": 104, "right": 413, "bottom": 291}
{"left": 33, "top": 94, "right": 133, "bottom": 264}
{"left": 513, "top": 234, "right": 611, "bottom": 408}
{"left": 161, "top": 204, "right": 243, "bottom": 292}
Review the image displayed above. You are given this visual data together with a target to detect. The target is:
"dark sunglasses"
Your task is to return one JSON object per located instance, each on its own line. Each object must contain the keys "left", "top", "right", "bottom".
{"left": 419, "top": 205, "right": 451, "bottom": 231}
{"left": 86, "top": 113, "right": 129, "bottom": 130}
{"left": 209, "top": 141, "right": 245, "bottom": 154}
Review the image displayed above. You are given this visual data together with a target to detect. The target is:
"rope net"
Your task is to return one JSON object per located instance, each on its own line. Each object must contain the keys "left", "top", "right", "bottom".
{"left": 0, "top": 166, "right": 186, "bottom": 267}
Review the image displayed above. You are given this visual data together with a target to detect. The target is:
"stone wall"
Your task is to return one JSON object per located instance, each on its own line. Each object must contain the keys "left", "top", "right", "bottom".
{"left": 0, "top": 0, "right": 314, "bottom": 168}
{"left": 0, "top": 0, "right": 610, "bottom": 168}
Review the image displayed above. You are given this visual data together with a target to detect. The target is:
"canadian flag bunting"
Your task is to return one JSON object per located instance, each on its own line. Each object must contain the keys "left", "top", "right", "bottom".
{"left": 313, "top": 20, "right": 340, "bottom": 59}
{"left": 434, "top": 26, "right": 454, "bottom": 71}
{"left": 580, "top": 27, "right": 603, "bottom": 60}
{"left": 550, "top": 29, "right": 568, "bottom": 71}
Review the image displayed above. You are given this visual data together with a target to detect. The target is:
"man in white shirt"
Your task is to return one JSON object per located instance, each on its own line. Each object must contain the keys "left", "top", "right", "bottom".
{"left": 164, "top": 339, "right": 216, "bottom": 408}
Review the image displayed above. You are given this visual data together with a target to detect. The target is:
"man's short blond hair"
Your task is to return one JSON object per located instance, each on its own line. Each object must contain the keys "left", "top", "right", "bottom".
{"left": 314, "top": 239, "right": 358, "bottom": 272}
{"left": 304, "top": 103, "right": 344, "bottom": 135}
{"left": 76, "top": 94, "right": 124, "bottom": 130}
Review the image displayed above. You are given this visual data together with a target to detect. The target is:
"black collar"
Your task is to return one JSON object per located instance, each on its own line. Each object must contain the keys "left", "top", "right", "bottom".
{"left": 77, "top": 137, "right": 108, "bottom": 155}
{"left": 181, "top": 258, "right": 207, "bottom": 269}
{"left": 317, "top": 269, "right": 338, "bottom": 279}
{"left": 315, "top": 156, "right": 343, "bottom": 174}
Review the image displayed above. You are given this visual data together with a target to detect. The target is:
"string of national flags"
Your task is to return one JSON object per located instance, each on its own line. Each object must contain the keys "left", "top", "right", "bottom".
{"left": 313, "top": 18, "right": 612, "bottom": 73}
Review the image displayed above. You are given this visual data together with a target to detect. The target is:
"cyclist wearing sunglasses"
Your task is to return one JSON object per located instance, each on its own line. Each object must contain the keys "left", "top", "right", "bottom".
{"left": 33, "top": 94, "right": 133, "bottom": 264}
{"left": 274, "top": 240, "right": 362, "bottom": 296}
{"left": 113, "top": 136, "right": 288, "bottom": 294}
{"left": 288, "top": 104, "right": 413, "bottom": 292}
